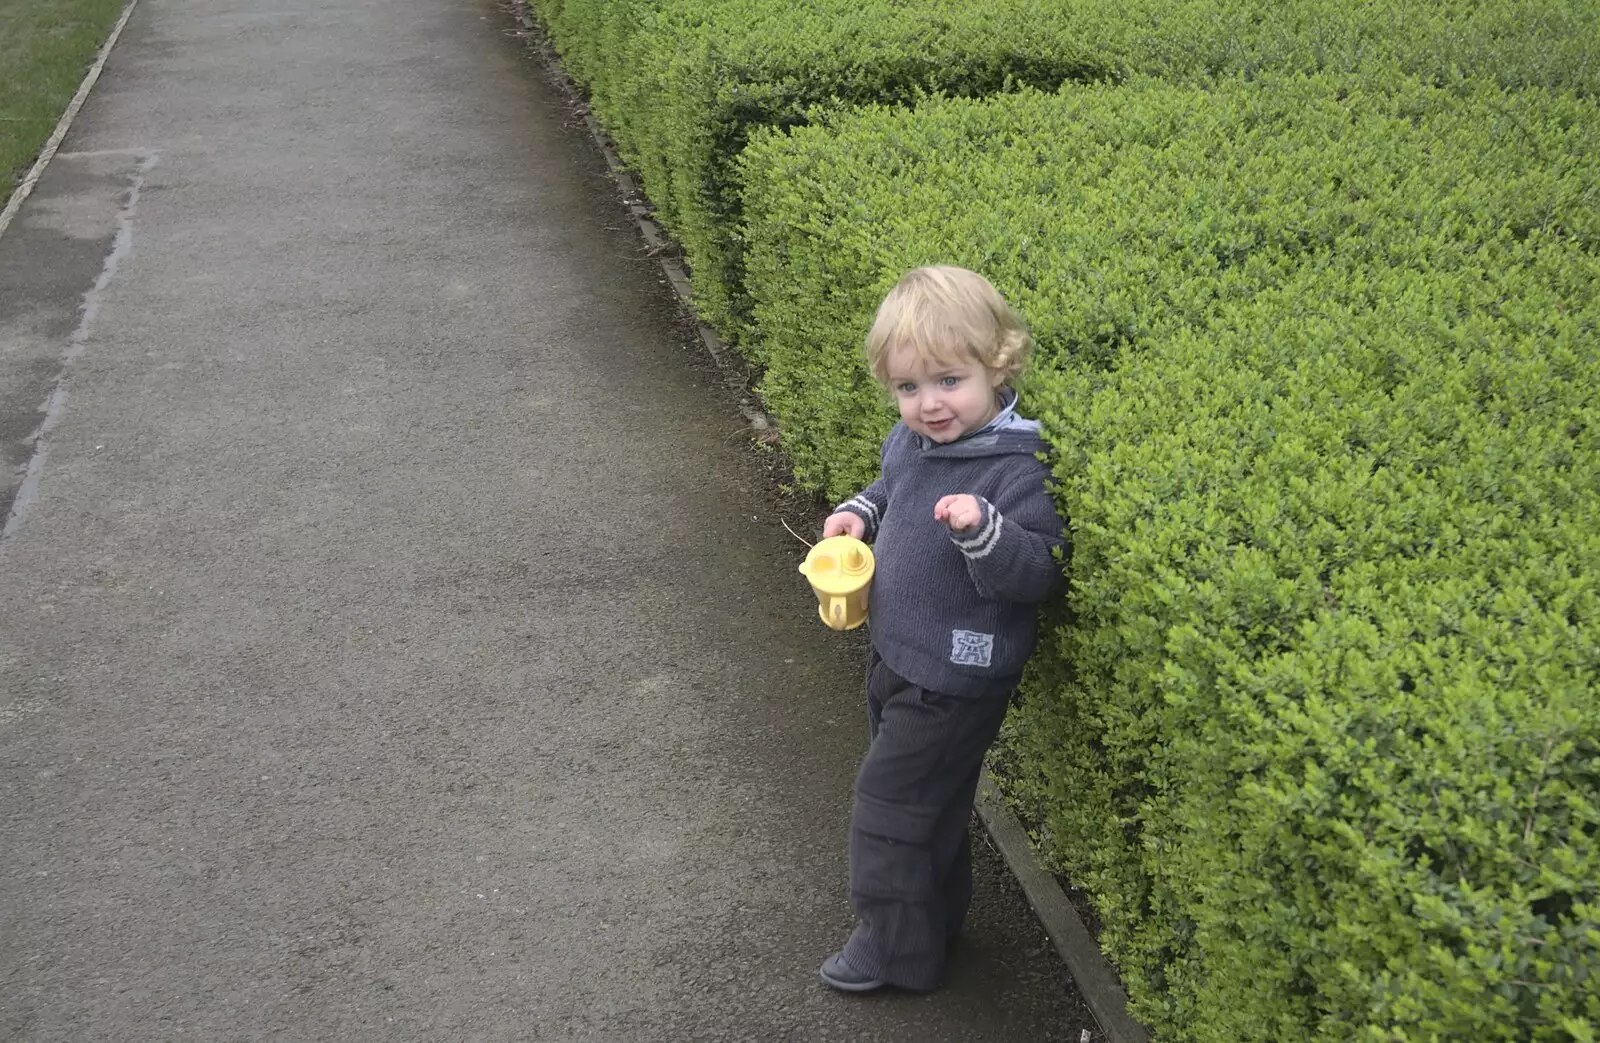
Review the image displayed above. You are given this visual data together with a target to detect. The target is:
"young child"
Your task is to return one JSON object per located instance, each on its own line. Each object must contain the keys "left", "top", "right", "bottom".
{"left": 817, "top": 265, "right": 1067, "bottom": 993}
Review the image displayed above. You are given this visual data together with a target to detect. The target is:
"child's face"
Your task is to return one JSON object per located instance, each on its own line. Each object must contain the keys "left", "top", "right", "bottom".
{"left": 885, "top": 342, "right": 1004, "bottom": 443}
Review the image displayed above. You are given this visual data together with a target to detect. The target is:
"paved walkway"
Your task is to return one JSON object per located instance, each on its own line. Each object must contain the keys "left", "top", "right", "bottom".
{"left": 0, "top": 1, "right": 1088, "bottom": 1038}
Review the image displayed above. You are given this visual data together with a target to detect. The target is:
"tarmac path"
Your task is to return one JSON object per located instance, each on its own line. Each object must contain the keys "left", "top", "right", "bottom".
{"left": 0, "top": 0, "right": 1091, "bottom": 1038}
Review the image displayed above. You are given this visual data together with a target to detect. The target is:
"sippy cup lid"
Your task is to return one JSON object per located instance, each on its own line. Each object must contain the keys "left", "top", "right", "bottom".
{"left": 799, "top": 535, "right": 875, "bottom": 595}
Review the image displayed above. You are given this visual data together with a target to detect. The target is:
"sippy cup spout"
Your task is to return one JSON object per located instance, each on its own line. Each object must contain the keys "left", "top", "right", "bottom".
{"left": 842, "top": 548, "right": 867, "bottom": 574}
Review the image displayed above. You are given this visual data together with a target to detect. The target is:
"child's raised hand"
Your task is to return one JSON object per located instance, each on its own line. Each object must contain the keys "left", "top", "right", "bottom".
{"left": 933, "top": 494, "right": 982, "bottom": 532}
{"left": 822, "top": 511, "right": 867, "bottom": 540}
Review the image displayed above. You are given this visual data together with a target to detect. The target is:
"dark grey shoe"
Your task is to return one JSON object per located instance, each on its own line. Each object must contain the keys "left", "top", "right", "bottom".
{"left": 819, "top": 951, "right": 886, "bottom": 993}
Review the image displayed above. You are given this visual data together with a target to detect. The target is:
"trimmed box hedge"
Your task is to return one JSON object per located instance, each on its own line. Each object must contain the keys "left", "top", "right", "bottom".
{"left": 528, "top": 0, "right": 1597, "bottom": 344}
{"left": 534, "top": 0, "right": 1121, "bottom": 335}
{"left": 739, "top": 74, "right": 1599, "bottom": 1040}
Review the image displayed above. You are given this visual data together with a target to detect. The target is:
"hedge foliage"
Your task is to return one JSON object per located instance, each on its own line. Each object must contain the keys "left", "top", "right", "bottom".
{"left": 532, "top": 0, "right": 1118, "bottom": 335}
{"left": 739, "top": 74, "right": 1600, "bottom": 1040}
{"left": 528, "top": 0, "right": 1597, "bottom": 341}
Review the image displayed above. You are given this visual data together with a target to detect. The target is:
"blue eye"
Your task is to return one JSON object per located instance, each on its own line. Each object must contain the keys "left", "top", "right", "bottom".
{"left": 896, "top": 383, "right": 917, "bottom": 394}
{"left": 940, "top": 375, "right": 961, "bottom": 387}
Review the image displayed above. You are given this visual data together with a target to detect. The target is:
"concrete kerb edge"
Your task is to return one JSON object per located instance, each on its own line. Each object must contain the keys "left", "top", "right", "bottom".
{"left": 509, "top": 8, "right": 1150, "bottom": 1041}
{"left": 975, "top": 771, "right": 1152, "bottom": 1043}
{"left": 0, "top": 0, "right": 141, "bottom": 242}
{"left": 508, "top": 4, "right": 778, "bottom": 446}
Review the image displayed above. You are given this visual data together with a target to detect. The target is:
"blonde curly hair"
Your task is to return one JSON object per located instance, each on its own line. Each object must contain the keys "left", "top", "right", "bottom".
{"left": 864, "top": 266, "right": 1032, "bottom": 387}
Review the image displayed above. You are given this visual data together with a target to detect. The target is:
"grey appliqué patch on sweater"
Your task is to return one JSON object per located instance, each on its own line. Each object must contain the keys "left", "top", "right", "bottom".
{"left": 950, "top": 630, "right": 995, "bottom": 667}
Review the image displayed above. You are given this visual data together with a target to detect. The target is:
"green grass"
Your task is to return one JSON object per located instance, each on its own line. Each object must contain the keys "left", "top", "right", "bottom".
{"left": 1, "top": 0, "right": 127, "bottom": 197}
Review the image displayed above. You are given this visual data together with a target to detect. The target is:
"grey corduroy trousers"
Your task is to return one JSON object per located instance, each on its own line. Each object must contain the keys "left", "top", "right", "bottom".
{"left": 840, "top": 652, "right": 1013, "bottom": 991}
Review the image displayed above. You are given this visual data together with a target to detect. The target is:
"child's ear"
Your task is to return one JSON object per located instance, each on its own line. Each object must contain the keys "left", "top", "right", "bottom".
{"left": 988, "top": 367, "right": 1008, "bottom": 389}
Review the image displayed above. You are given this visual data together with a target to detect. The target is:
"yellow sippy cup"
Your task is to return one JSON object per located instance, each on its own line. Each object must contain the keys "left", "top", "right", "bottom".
{"left": 798, "top": 535, "right": 875, "bottom": 631}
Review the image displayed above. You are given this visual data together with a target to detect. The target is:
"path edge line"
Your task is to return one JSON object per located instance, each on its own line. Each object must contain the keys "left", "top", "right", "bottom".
{"left": 975, "top": 769, "right": 1152, "bottom": 1043}
{"left": 0, "top": 0, "right": 141, "bottom": 242}
{"left": 507, "top": 3, "right": 779, "bottom": 445}
{"left": 508, "top": 9, "right": 1151, "bottom": 1040}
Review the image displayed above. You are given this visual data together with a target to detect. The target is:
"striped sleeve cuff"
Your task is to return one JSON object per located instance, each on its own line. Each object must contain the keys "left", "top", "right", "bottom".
{"left": 950, "top": 498, "right": 1004, "bottom": 559}
{"left": 838, "top": 495, "right": 882, "bottom": 537}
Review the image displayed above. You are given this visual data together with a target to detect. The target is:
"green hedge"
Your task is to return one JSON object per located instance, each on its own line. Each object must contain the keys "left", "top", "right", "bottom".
{"left": 524, "top": 0, "right": 655, "bottom": 125}
{"left": 528, "top": 0, "right": 1597, "bottom": 342}
{"left": 740, "top": 74, "right": 1600, "bottom": 1040}
{"left": 1072, "top": 0, "right": 1599, "bottom": 95}
{"left": 534, "top": 0, "right": 1121, "bottom": 335}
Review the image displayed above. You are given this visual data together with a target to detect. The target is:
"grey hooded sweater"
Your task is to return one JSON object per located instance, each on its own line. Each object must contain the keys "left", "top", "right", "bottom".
{"left": 837, "top": 396, "right": 1067, "bottom": 698}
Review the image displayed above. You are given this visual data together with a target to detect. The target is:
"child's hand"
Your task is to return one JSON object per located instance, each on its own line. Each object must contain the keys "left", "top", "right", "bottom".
{"left": 822, "top": 511, "right": 866, "bottom": 540}
{"left": 934, "top": 494, "right": 982, "bottom": 532}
